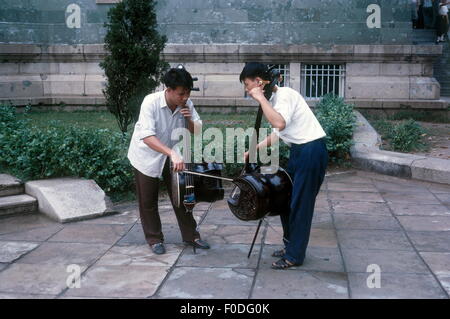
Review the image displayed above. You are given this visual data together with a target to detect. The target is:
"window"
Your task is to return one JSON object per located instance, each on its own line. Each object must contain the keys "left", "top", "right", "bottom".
{"left": 301, "top": 64, "right": 346, "bottom": 100}
{"left": 244, "top": 63, "right": 290, "bottom": 98}
{"left": 267, "top": 64, "right": 290, "bottom": 87}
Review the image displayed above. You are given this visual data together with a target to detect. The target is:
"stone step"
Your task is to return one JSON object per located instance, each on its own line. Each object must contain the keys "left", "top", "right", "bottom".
{"left": 0, "top": 174, "right": 24, "bottom": 197}
{"left": 0, "top": 194, "right": 38, "bottom": 217}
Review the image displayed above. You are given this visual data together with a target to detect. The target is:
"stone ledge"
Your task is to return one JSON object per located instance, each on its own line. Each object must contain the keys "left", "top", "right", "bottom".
{"left": 0, "top": 44, "right": 443, "bottom": 63}
{"left": 351, "top": 111, "right": 450, "bottom": 185}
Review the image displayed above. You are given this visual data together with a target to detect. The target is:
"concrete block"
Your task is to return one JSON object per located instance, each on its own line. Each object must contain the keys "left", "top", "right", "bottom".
{"left": 203, "top": 75, "right": 244, "bottom": 97}
{"left": 411, "top": 158, "right": 450, "bottom": 185}
{"left": 180, "top": 62, "right": 243, "bottom": 75}
{"left": 410, "top": 77, "right": 440, "bottom": 100}
{"left": 0, "top": 195, "right": 37, "bottom": 217}
{"left": 380, "top": 63, "right": 414, "bottom": 76}
{"left": 84, "top": 74, "right": 107, "bottom": 96}
{"left": 346, "top": 63, "right": 380, "bottom": 76}
{"left": 19, "top": 63, "right": 59, "bottom": 74}
{"left": 0, "top": 75, "right": 44, "bottom": 98}
{"left": 25, "top": 178, "right": 113, "bottom": 223}
{"left": 346, "top": 76, "right": 410, "bottom": 99}
{"left": 0, "top": 174, "right": 23, "bottom": 197}
{"left": 42, "top": 74, "right": 84, "bottom": 96}
{"left": 0, "top": 63, "right": 19, "bottom": 75}
{"left": 59, "top": 62, "right": 103, "bottom": 75}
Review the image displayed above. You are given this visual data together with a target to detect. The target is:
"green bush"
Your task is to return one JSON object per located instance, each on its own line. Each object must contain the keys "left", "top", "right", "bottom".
{"left": 315, "top": 94, "right": 356, "bottom": 163}
{"left": 372, "top": 118, "right": 426, "bottom": 152}
{"left": 0, "top": 106, "right": 134, "bottom": 196}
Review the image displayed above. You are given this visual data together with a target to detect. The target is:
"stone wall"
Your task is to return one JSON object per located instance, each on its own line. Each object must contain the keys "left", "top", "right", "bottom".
{"left": 0, "top": 0, "right": 412, "bottom": 45}
{"left": 0, "top": 43, "right": 446, "bottom": 112}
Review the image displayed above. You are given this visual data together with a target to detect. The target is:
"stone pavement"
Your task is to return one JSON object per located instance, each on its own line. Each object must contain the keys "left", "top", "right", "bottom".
{"left": 0, "top": 170, "right": 449, "bottom": 299}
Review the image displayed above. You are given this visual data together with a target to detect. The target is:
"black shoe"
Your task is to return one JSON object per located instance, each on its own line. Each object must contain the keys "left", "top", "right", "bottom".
{"left": 151, "top": 243, "right": 166, "bottom": 255}
{"left": 184, "top": 238, "right": 210, "bottom": 249}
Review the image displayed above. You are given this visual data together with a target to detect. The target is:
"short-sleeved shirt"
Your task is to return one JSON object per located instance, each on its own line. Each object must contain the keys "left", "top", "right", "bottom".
{"left": 270, "top": 87, "right": 326, "bottom": 146}
{"left": 127, "top": 90, "right": 202, "bottom": 178}
{"left": 439, "top": 4, "right": 449, "bottom": 15}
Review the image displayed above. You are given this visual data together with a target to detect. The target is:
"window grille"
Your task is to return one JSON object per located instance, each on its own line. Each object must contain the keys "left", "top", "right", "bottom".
{"left": 301, "top": 64, "right": 346, "bottom": 99}
{"left": 267, "top": 64, "right": 290, "bottom": 87}
{"left": 244, "top": 63, "right": 290, "bottom": 98}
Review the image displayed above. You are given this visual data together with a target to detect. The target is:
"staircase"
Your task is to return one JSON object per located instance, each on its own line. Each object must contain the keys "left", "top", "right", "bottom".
{"left": 0, "top": 174, "right": 38, "bottom": 217}
{"left": 412, "top": 29, "right": 450, "bottom": 97}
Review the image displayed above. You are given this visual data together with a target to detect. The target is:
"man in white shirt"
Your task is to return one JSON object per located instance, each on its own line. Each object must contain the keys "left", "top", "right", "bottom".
{"left": 128, "top": 67, "right": 210, "bottom": 255}
{"left": 241, "top": 63, "right": 328, "bottom": 269}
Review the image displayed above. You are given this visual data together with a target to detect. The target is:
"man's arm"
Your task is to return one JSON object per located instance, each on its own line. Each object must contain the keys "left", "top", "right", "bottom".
{"left": 247, "top": 87, "right": 286, "bottom": 131}
{"left": 142, "top": 136, "right": 184, "bottom": 171}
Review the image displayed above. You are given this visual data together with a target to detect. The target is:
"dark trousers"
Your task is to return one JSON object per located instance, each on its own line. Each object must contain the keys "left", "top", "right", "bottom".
{"left": 280, "top": 138, "right": 328, "bottom": 265}
{"left": 134, "top": 159, "right": 200, "bottom": 246}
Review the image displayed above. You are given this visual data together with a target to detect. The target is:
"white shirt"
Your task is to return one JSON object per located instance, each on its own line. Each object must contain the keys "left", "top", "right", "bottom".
{"left": 270, "top": 87, "right": 326, "bottom": 145}
{"left": 439, "top": 4, "right": 449, "bottom": 15}
{"left": 127, "top": 90, "right": 202, "bottom": 178}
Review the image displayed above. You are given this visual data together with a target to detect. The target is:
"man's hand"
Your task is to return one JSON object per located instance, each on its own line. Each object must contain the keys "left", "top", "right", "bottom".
{"left": 247, "top": 85, "right": 266, "bottom": 103}
{"left": 170, "top": 150, "right": 185, "bottom": 172}
{"left": 243, "top": 151, "right": 250, "bottom": 163}
{"left": 179, "top": 107, "right": 192, "bottom": 119}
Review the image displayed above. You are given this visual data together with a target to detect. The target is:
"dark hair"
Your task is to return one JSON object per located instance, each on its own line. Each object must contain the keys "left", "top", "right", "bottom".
{"left": 163, "top": 68, "right": 193, "bottom": 90}
{"left": 239, "top": 62, "right": 271, "bottom": 83}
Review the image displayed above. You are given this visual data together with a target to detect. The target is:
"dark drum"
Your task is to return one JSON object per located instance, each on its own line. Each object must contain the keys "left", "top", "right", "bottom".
{"left": 227, "top": 165, "right": 293, "bottom": 221}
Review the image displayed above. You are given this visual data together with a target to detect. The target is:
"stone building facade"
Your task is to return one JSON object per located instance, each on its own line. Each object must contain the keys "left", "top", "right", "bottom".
{"left": 0, "top": 0, "right": 448, "bottom": 112}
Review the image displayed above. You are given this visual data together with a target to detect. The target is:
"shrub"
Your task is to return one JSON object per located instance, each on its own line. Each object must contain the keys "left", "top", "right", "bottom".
{"left": 315, "top": 94, "right": 356, "bottom": 163}
{"left": 101, "top": 0, "right": 169, "bottom": 133}
{"left": 389, "top": 119, "right": 426, "bottom": 152}
{"left": 0, "top": 106, "right": 134, "bottom": 196}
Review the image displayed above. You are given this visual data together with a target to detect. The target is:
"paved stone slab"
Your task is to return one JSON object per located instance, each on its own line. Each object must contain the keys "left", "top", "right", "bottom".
{"left": 25, "top": 178, "right": 113, "bottom": 223}
{"left": 327, "top": 182, "right": 378, "bottom": 192}
{"left": 337, "top": 230, "right": 413, "bottom": 251}
{"left": 48, "top": 224, "right": 132, "bottom": 245}
{"left": 252, "top": 270, "right": 348, "bottom": 299}
{"left": 157, "top": 267, "right": 254, "bottom": 299}
{"left": 425, "top": 183, "right": 450, "bottom": 194}
{"left": 16, "top": 242, "right": 111, "bottom": 266}
{"left": 329, "top": 191, "right": 385, "bottom": 203}
{"left": 420, "top": 252, "right": 450, "bottom": 295}
{"left": 265, "top": 226, "right": 338, "bottom": 248}
{"left": 435, "top": 193, "right": 450, "bottom": 206}
{"left": 348, "top": 273, "right": 447, "bottom": 299}
{"left": 326, "top": 174, "right": 371, "bottom": 184}
{"left": 0, "top": 214, "right": 57, "bottom": 236}
{"left": 261, "top": 245, "right": 345, "bottom": 273}
{"left": 63, "top": 265, "right": 169, "bottom": 298}
{"left": 116, "top": 224, "right": 147, "bottom": 246}
{"left": 331, "top": 200, "right": 392, "bottom": 216}
{"left": 96, "top": 244, "right": 183, "bottom": 267}
{"left": 0, "top": 241, "right": 39, "bottom": 263}
{"left": 0, "top": 224, "right": 64, "bottom": 242}
{"left": 398, "top": 216, "right": 450, "bottom": 232}
{"left": 373, "top": 180, "right": 428, "bottom": 193}
{"left": 408, "top": 231, "right": 450, "bottom": 252}
{"left": 0, "top": 263, "right": 8, "bottom": 272}
{"left": 0, "top": 263, "right": 87, "bottom": 295}
{"left": 177, "top": 244, "right": 260, "bottom": 268}
{"left": 387, "top": 203, "right": 450, "bottom": 216}
{"left": 77, "top": 210, "right": 139, "bottom": 225}
{"left": 198, "top": 224, "right": 258, "bottom": 244}
{"left": 341, "top": 248, "right": 430, "bottom": 274}
{"left": 381, "top": 191, "right": 442, "bottom": 204}
{"left": 202, "top": 207, "right": 259, "bottom": 225}
{"left": 334, "top": 213, "right": 401, "bottom": 230}
{"left": 0, "top": 293, "right": 55, "bottom": 299}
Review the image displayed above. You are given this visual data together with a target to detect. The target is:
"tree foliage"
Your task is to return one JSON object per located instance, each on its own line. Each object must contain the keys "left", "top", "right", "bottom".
{"left": 100, "top": 0, "right": 168, "bottom": 133}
